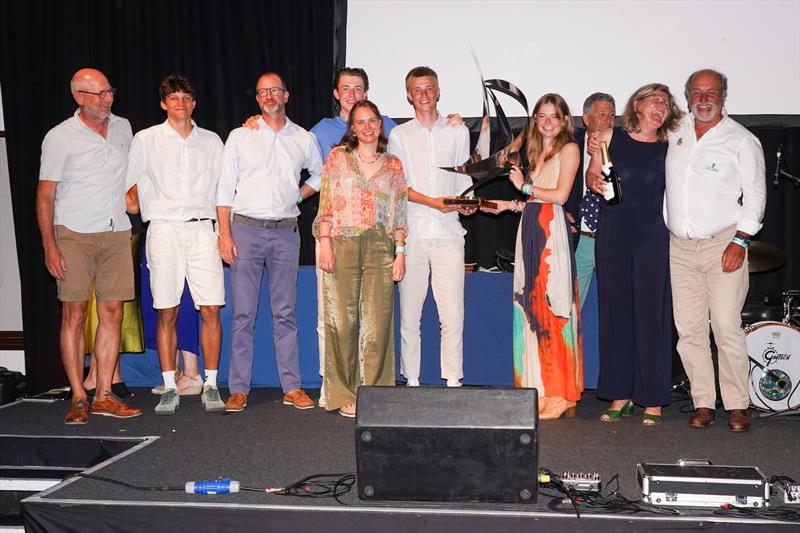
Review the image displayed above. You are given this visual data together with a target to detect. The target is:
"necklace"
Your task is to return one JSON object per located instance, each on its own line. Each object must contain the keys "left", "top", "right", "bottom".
{"left": 357, "top": 151, "right": 380, "bottom": 164}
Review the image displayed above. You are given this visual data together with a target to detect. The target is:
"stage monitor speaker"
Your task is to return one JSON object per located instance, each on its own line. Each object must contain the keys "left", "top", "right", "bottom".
{"left": 355, "top": 386, "right": 538, "bottom": 504}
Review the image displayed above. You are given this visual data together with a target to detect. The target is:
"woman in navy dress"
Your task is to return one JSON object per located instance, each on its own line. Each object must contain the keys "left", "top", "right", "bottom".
{"left": 587, "top": 83, "right": 684, "bottom": 425}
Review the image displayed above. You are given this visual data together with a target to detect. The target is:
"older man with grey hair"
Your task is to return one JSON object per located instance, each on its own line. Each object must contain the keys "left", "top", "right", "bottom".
{"left": 37, "top": 68, "right": 142, "bottom": 424}
{"left": 666, "top": 68, "right": 766, "bottom": 432}
{"left": 565, "top": 92, "right": 616, "bottom": 309}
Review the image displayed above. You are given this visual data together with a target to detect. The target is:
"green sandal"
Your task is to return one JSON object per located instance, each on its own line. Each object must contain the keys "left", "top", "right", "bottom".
{"left": 600, "top": 401, "right": 634, "bottom": 422}
{"left": 642, "top": 411, "right": 663, "bottom": 426}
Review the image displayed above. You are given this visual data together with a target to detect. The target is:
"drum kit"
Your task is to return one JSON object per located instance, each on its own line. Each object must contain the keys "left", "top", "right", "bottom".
{"left": 745, "top": 290, "right": 800, "bottom": 414}
{"left": 743, "top": 146, "right": 799, "bottom": 414}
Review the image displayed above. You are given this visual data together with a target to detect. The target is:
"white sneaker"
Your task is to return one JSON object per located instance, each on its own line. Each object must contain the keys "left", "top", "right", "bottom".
{"left": 154, "top": 389, "right": 180, "bottom": 415}
{"left": 447, "top": 379, "right": 463, "bottom": 388}
{"left": 201, "top": 385, "right": 225, "bottom": 412}
{"left": 406, "top": 379, "right": 420, "bottom": 387}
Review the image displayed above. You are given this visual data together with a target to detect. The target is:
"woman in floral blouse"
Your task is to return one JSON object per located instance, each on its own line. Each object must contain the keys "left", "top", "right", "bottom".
{"left": 313, "top": 100, "right": 408, "bottom": 418}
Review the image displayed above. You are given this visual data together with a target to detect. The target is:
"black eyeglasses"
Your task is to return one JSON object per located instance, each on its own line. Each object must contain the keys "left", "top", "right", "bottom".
{"left": 256, "top": 87, "right": 286, "bottom": 97}
{"left": 78, "top": 88, "right": 117, "bottom": 99}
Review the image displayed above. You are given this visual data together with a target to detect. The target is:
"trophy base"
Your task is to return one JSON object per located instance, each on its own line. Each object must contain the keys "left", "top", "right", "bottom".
{"left": 443, "top": 197, "right": 497, "bottom": 209}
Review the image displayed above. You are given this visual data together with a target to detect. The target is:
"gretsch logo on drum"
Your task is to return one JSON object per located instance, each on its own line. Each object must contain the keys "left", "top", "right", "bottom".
{"left": 763, "top": 342, "right": 791, "bottom": 365}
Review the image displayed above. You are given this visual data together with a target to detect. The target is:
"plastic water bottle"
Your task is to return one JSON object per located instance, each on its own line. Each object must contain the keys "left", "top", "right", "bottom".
{"left": 185, "top": 478, "right": 240, "bottom": 494}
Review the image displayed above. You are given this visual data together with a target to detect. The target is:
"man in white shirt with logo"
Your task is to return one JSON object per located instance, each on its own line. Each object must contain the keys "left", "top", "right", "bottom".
{"left": 217, "top": 72, "right": 322, "bottom": 412}
{"left": 388, "top": 66, "right": 472, "bottom": 388}
{"left": 37, "top": 68, "right": 142, "bottom": 424}
{"left": 126, "top": 74, "right": 226, "bottom": 415}
{"left": 666, "top": 69, "right": 766, "bottom": 432}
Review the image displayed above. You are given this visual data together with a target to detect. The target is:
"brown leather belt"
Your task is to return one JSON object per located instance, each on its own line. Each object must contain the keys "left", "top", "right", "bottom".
{"left": 580, "top": 230, "right": 596, "bottom": 239}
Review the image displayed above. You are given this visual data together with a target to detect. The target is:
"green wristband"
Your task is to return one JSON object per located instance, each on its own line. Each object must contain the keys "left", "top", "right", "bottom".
{"left": 731, "top": 236, "right": 750, "bottom": 249}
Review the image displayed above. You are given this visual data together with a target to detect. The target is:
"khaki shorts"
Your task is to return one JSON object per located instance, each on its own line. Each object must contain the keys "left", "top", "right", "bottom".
{"left": 55, "top": 225, "right": 134, "bottom": 302}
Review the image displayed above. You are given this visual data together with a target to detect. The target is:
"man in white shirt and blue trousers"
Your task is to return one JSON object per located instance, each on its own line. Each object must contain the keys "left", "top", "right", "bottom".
{"left": 388, "top": 66, "right": 473, "bottom": 388}
{"left": 667, "top": 69, "right": 766, "bottom": 433}
{"left": 217, "top": 72, "right": 322, "bottom": 412}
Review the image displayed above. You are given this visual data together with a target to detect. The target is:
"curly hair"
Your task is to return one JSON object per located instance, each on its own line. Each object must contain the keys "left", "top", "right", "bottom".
{"left": 158, "top": 74, "right": 196, "bottom": 101}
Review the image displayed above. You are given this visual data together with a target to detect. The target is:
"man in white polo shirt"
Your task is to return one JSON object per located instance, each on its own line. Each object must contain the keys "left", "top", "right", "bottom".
{"left": 388, "top": 66, "right": 473, "bottom": 388}
{"left": 126, "top": 74, "right": 226, "bottom": 415}
{"left": 666, "top": 69, "right": 766, "bottom": 432}
{"left": 37, "top": 68, "right": 142, "bottom": 424}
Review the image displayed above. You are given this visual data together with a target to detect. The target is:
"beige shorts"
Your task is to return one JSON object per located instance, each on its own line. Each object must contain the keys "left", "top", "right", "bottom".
{"left": 145, "top": 220, "right": 225, "bottom": 309}
{"left": 55, "top": 225, "right": 134, "bottom": 302}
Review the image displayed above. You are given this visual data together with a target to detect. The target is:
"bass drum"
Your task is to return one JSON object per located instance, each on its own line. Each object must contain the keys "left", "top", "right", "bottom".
{"left": 747, "top": 321, "right": 800, "bottom": 411}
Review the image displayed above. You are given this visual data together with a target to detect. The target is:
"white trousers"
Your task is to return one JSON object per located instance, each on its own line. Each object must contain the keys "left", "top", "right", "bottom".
{"left": 399, "top": 237, "right": 465, "bottom": 381}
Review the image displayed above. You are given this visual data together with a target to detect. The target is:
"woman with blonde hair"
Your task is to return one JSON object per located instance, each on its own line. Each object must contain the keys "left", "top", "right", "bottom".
{"left": 483, "top": 93, "right": 583, "bottom": 419}
{"left": 587, "top": 83, "right": 684, "bottom": 426}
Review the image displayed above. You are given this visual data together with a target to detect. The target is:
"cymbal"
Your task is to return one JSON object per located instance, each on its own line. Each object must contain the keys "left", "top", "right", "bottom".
{"left": 748, "top": 241, "right": 786, "bottom": 273}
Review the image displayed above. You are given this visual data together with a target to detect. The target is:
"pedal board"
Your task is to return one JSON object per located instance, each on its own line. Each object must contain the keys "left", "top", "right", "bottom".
{"left": 560, "top": 472, "right": 601, "bottom": 493}
{"left": 638, "top": 463, "right": 769, "bottom": 508}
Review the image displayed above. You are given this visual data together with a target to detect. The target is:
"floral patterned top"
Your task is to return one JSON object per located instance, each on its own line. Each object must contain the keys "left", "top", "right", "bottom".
{"left": 313, "top": 146, "right": 408, "bottom": 240}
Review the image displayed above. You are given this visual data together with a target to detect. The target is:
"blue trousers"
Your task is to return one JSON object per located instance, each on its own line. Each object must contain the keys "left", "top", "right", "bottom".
{"left": 228, "top": 221, "right": 301, "bottom": 394}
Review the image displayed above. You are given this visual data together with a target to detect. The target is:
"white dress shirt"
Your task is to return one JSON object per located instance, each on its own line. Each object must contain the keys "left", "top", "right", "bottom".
{"left": 126, "top": 120, "right": 223, "bottom": 223}
{"left": 387, "top": 116, "right": 471, "bottom": 239}
{"left": 39, "top": 110, "right": 132, "bottom": 233}
{"left": 665, "top": 113, "right": 766, "bottom": 238}
{"left": 217, "top": 117, "right": 322, "bottom": 219}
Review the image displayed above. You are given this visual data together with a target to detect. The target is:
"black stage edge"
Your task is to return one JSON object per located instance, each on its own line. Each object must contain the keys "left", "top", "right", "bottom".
{"left": 2, "top": 389, "right": 798, "bottom": 532}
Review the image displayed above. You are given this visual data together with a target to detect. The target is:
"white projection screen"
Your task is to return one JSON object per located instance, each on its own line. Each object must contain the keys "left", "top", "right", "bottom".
{"left": 347, "top": 0, "right": 800, "bottom": 119}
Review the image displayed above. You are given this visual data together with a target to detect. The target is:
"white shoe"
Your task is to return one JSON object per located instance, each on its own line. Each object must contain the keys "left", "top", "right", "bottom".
{"left": 447, "top": 379, "right": 463, "bottom": 388}
{"left": 406, "top": 379, "right": 420, "bottom": 387}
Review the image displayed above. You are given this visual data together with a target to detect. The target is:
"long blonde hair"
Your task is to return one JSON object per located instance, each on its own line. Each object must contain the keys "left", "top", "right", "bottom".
{"left": 525, "top": 93, "right": 575, "bottom": 173}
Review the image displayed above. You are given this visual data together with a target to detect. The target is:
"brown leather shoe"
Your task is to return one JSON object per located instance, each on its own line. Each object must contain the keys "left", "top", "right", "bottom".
{"left": 283, "top": 388, "right": 314, "bottom": 410}
{"left": 65, "top": 399, "right": 90, "bottom": 425}
{"left": 689, "top": 407, "right": 715, "bottom": 428}
{"left": 728, "top": 409, "right": 751, "bottom": 432}
{"left": 91, "top": 394, "right": 142, "bottom": 419}
{"left": 224, "top": 392, "right": 247, "bottom": 412}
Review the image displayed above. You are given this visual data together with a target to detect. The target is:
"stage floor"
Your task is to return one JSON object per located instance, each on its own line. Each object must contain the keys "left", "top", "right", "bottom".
{"left": 3, "top": 388, "right": 799, "bottom": 532}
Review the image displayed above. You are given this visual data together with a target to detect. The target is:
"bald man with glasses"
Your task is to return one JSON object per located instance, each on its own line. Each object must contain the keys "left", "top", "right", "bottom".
{"left": 37, "top": 68, "right": 142, "bottom": 425}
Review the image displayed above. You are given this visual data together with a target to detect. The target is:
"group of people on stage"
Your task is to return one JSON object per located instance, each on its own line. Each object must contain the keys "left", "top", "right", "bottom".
{"left": 38, "top": 64, "right": 765, "bottom": 432}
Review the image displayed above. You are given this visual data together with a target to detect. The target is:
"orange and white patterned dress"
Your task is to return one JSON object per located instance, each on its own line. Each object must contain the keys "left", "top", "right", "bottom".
{"left": 512, "top": 152, "right": 583, "bottom": 402}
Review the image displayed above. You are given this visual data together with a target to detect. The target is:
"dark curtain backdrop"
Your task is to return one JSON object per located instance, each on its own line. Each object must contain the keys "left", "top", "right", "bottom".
{"left": 0, "top": 0, "right": 346, "bottom": 394}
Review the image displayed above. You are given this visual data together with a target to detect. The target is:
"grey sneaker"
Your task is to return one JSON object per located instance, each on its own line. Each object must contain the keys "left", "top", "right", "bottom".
{"left": 155, "top": 389, "right": 179, "bottom": 415}
{"left": 201, "top": 385, "right": 225, "bottom": 413}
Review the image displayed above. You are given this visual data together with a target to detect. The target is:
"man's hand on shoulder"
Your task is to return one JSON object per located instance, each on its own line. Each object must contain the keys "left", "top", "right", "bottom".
{"left": 446, "top": 113, "right": 465, "bottom": 127}
{"left": 242, "top": 115, "right": 261, "bottom": 130}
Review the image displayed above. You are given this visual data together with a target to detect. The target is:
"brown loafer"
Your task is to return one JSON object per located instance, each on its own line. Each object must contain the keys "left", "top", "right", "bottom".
{"left": 689, "top": 407, "right": 715, "bottom": 428}
{"left": 224, "top": 392, "right": 247, "bottom": 412}
{"left": 728, "top": 409, "right": 751, "bottom": 432}
{"left": 283, "top": 388, "right": 315, "bottom": 410}
{"left": 65, "top": 399, "right": 90, "bottom": 425}
{"left": 91, "top": 394, "right": 142, "bottom": 419}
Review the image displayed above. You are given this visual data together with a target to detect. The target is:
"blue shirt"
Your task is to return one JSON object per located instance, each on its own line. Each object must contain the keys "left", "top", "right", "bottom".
{"left": 310, "top": 114, "right": 397, "bottom": 160}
